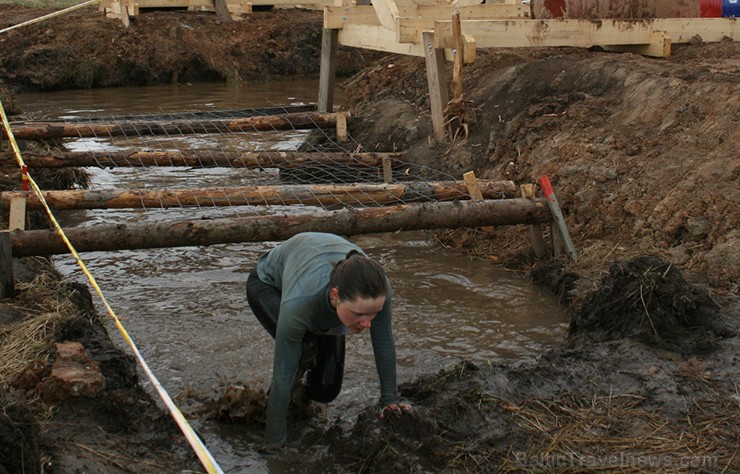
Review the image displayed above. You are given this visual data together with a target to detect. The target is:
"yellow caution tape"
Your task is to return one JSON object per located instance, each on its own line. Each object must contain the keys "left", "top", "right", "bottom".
{"left": 1, "top": 100, "right": 225, "bottom": 474}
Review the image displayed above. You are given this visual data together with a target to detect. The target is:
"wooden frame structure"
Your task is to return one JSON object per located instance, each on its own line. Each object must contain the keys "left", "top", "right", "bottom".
{"left": 318, "top": 0, "right": 738, "bottom": 141}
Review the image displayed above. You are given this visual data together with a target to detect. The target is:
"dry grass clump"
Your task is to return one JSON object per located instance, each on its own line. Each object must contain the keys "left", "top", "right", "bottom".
{"left": 448, "top": 392, "right": 739, "bottom": 474}
{"left": 0, "top": 272, "right": 80, "bottom": 389}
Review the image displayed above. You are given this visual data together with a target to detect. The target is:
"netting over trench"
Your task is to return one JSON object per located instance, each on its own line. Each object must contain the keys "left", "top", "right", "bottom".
{"left": 5, "top": 103, "right": 516, "bottom": 229}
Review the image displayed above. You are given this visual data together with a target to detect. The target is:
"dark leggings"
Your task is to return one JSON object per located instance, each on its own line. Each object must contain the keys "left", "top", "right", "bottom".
{"left": 246, "top": 268, "right": 345, "bottom": 403}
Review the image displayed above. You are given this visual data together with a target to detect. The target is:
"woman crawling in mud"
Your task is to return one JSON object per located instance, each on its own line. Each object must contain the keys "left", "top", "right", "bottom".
{"left": 246, "top": 231, "right": 413, "bottom": 447}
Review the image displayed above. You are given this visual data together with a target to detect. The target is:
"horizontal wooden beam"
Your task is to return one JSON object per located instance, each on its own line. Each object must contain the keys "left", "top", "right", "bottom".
{"left": 324, "top": 5, "right": 381, "bottom": 29}
{"left": 7, "top": 112, "right": 342, "bottom": 140}
{"left": 0, "top": 180, "right": 518, "bottom": 210}
{"left": 1, "top": 151, "right": 402, "bottom": 169}
{"left": 9, "top": 198, "right": 551, "bottom": 256}
{"left": 338, "top": 23, "right": 425, "bottom": 56}
{"left": 433, "top": 18, "right": 738, "bottom": 53}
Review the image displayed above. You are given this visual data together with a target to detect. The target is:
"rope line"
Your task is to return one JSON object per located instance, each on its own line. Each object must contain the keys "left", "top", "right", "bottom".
{"left": 0, "top": 0, "right": 100, "bottom": 35}
{"left": 0, "top": 99, "right": 225, "bottom": 474}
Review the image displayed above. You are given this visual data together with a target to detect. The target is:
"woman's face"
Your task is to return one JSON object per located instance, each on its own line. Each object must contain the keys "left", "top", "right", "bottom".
{"left": 330, "top": 288, "right": 385, "bottom": 334}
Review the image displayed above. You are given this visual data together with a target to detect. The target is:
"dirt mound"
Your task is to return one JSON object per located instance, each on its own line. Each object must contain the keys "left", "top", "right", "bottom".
{"left": 570, "top": 256, "right": 721, "bottom": 346}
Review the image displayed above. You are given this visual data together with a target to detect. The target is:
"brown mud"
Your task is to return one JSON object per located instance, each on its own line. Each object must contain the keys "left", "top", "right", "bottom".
{"left": 1, "top": 4, "right": 738, "bottom": 473}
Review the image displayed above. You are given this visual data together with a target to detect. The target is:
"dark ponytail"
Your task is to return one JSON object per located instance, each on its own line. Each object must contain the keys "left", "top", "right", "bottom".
{"left": 329, "top": 251, "right": 387, "bottom": 302}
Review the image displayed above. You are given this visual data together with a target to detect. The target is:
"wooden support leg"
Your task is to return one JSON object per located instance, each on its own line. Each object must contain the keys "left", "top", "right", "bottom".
{"left": 213, "top": 0, "right": 233, "bottom": 22}
{"left": 318, "top": 29, "right": 339, "bottom": 113}
{"left": 0, "top": 232, "right": 14, "bottom": 298}
{"left": 423, "top": 31, "right": 449, "bottom": 144}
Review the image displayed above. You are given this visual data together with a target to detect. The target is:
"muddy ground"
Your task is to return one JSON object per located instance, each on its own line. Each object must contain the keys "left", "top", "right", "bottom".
{"left": 0, "top": 4, "right": 738, "bottom": 473}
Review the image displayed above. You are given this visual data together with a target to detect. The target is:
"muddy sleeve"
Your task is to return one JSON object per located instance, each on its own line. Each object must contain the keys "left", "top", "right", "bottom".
{"left": 265, "top": 301, "right": 305, "bottom": 444}
{"left": 370, "top": 282, "right": 400, "bottom": 406}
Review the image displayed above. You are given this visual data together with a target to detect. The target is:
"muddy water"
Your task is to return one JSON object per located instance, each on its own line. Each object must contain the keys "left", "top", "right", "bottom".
{"left": 18, "top": 80, "right": 568, "bottom": 473}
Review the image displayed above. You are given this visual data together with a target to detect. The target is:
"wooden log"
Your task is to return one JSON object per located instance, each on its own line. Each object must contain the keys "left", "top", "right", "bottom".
{"left": 0, "top": 151, "right": 403, "bottom": 169}
{"left": 9, "top": 198, "right": 552, "bottom": 257}
{"left": 6, "top": 112, "right": 342, "bottom": 140}
{"left": 1, "top": 180, "right": 518, "bottom": 210}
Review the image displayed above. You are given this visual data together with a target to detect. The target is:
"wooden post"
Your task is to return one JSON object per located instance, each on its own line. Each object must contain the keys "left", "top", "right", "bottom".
{"left": 451, "top": 11, "right": 464, "bottom": 101}
{"left": 8, "top": 197, "right": 26, "bottom": 231}
{"left": 335, "top": 111, "right": 348, "bottom": 143}
{"left": 382, "top": 156, "right": 393, "bottom": 183}
{"left": 318, "top": 28, "right": 339, "bottom": 113}
{"left": 423, "top": 31, "right": 449, "bottom": 143}
{"left": 462, "top": 171, "right": 484, "bottom": 201}
{"left": 521, "top": 183, "right": 548, "bottom": 259}
{"left": 463, "top": 171, "right": 494, "bottom": 232}
{"left": 213, "top": 0, "right": 233, "bottom": 22}
{"left": 0, "top": 231, "right": 14, "bottom": 298}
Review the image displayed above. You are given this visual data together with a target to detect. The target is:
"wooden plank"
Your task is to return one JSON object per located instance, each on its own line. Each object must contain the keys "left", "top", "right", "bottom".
{"left": 8, "top": 197, "right": 26, "bottom": 231}
{"left": 371, "top": 0, "right": 417, "bottom": 31}
{"left": 396, "top": 4, "right": 528, "bottom": 43}
{"left": 324, "top": 5, "right": 380, "bottom": 29}
{"left": 10, "top": 198, "right": 551, "bottom": 257}
{"left": 338, "top": 23, "right": 425, "bottom": 56}
{"left": 423, "top": 31, "right": 449, "bottom": 143}
{"left": 318, "top": 28, "right": 339, "bottom": 113}
{"left": 433, "top": 18, "right": 738, "bottom": 51}
{"left": 0, "top": 231, "right": 14, "bottom": 298}
{"left": 604, "top": 31, "right": 671, "bottom": 57}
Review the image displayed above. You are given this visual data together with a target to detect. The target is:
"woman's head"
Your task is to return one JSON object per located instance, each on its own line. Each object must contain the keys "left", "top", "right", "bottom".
{"left": 329, "top": 251, "right": 388, "bottom": 333}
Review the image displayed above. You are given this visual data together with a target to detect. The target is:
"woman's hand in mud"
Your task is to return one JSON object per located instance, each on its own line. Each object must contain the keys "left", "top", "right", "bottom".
{"left": 379, "top": 402, "right": 413, "bottom": 420}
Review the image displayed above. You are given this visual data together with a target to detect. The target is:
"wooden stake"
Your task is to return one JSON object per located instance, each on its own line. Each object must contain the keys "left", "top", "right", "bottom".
{"left": 382, "top": 156, "right": 393, "bottom": 183}
{"left": 8, "top": 197, "right": 25, "bottom": 231}
{"left": 0, "top": 231, "right": 14, "bottom": 298}
{"left": 463, "top": 171, "right": 493, "bottom": 232}
{"left": 521, "top": 183, "right": 548, "bottom": 259}
{"left": 462, "top": 171, "right": 483, "bottom": 201}
{"left": 318, "top": 28, "right": 339, "bottom": 113}
{"left": 423, "top": 31, "right": 449, "bottom": 143}
{"left": 539, "top": 175, "right": 577, "bottom": 261}
{"left": 335, "top": 111, "right": 348, "bottom": 142}
{"left": 451, "top": 11, "right": 464, "bottom": 100}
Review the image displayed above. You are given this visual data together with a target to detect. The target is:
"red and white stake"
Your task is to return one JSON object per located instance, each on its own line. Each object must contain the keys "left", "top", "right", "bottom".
{"left": 539, "top": 175, "right": 577, "bottom": 261}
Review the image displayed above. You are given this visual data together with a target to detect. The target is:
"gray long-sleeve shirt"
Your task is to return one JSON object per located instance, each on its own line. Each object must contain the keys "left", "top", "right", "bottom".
{"left": 255, "top": 232, "right": 399, "bottom": 443}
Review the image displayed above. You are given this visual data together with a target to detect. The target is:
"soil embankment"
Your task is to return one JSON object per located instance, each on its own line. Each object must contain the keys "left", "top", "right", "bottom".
{"left": 1, "top": 4, "right": 738, "bottom": 473}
